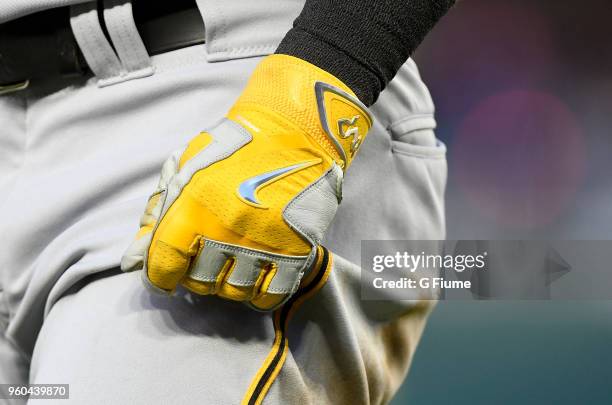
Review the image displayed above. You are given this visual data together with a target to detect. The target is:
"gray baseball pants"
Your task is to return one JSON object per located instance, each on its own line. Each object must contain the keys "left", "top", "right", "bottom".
{"left": 0, "top": 1, "right": 447, "bottom": 403}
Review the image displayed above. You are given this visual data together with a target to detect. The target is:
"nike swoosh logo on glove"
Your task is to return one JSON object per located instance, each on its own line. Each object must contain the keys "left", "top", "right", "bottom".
{"left": 238, "top": 160, "right": 320, "bottom": 208}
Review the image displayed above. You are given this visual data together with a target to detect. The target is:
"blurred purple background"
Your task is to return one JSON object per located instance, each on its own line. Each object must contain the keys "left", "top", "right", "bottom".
{"left": 414, "top": 0, "right": 612, "bottom": 239}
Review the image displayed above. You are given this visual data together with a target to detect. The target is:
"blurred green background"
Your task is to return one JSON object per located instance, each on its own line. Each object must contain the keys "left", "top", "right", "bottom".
{"left": 393, "top": 302, "right": 612, "bottom": 404}
{"left": 392, "top": 1, "right": 612, "bottom": 403}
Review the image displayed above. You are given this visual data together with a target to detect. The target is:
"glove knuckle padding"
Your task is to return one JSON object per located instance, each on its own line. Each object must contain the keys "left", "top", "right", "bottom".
{"left": 188, "top": 244, "right": 230, "bottom": 283}
{"left": 189, "top": 240, "right": 308, "bottom": 292}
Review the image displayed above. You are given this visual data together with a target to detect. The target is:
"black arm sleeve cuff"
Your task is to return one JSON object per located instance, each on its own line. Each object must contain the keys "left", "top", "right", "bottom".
{"left": 276, "top": 0, "right": 455, "bottom": 105}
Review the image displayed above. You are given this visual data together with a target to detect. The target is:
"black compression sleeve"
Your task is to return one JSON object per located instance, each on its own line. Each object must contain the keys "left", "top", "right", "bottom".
{"left": 276, "top": 0, "right": 455, "bottom": 105}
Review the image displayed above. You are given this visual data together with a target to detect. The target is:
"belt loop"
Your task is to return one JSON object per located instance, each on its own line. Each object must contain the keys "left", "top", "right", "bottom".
{"left": 69, "top": 1, "right": 124, "bottom": 86}
{"left": 103, "top": 0, "right": 154, "bottom": 80}
{"left": 193, "top": 0, "right": 302, "bottom": 62}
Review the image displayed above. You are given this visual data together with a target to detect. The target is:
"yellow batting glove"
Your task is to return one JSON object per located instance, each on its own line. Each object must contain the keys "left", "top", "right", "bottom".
{"left": 121, "top": 54, "right": 372, "bottom": 310}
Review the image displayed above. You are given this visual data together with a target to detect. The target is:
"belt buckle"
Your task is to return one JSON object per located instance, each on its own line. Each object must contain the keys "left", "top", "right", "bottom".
{"left": 0, "top": 79, "right": 29, "bottom": 95}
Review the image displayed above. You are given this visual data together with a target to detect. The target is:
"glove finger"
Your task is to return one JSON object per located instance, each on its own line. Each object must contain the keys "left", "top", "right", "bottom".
{"left": 141, "top": 148, "right": 182, "bottom": 227}
{"left": 139, "top": 147, "right": 182, "bottom": 232}
{"left": 120, "top": 232, "right": 153, "bottom": 272}
{"left": 184, "top": 266, "right": 257, "bottom": 302}
{"left": 121, "top": 149, "right": 180, "bottom": 273}
{"left": 216, "top": 255, "right": 267, "bottom": 302}
{"left": 159, "top": 148, "right": 184, "bottom": 188}
{"left": 250, "top": 264, "right": 288, "bottom": 311}
{"left": 121, "top": 189, "right": 167, "bottom": 273}
{"left": 146, "top": 217, "right": 201, "bottom": 292}
{"left": 249, "top": 248, "right": 324, "bottom": 311}
{"left": 140, "top": 192, "right": 165, "bottom": 229}
{"left": 124, "top": 148, "right": 185, "bottom": 282}
{"left": 146, "top": 239, "right": 197, "bottom": 292}
{"left": 182, "top": 242, "right": 234, "bottom": 295}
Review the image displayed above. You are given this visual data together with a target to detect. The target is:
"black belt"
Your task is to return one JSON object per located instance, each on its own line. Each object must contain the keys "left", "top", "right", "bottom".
{"left": 0, "top": 0, "right": 205, "bottom": 92}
